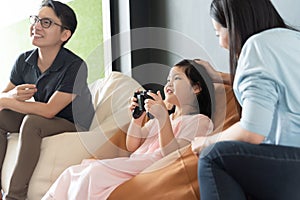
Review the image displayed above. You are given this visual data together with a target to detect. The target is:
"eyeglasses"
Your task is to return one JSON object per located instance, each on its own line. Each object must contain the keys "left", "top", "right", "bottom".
{"left": 29, "top": 15, "right": 68, "bottom": 29}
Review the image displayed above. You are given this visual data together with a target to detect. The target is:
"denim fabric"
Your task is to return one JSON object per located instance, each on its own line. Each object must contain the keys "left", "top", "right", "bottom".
{"left": 198, "top": 141, "right": 300, "bottom": 200}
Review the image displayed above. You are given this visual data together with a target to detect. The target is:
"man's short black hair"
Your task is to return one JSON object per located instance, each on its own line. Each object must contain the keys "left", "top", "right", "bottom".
{"left": 41, "top": 0, "right": 77, "bottom": 45}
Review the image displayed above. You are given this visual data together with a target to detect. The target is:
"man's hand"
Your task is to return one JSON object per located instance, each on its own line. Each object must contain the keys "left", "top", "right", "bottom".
{"left": 8, "top": 84, "right": 37, "bottom": 101}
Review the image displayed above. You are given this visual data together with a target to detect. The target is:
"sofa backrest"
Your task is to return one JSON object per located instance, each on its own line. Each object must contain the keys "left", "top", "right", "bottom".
{"left": 88, "top": 72, "right": 143, "bottom": 131}
{"left": 78, "top": 72, "right": 143, "bottom": 157}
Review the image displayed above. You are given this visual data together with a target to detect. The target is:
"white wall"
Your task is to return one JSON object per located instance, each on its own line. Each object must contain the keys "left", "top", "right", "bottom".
{"left": 163, "top": 0, "right": 300, "bottom": 72}
{"left": 272, "top": 0, "right": 300, "bottom": 29}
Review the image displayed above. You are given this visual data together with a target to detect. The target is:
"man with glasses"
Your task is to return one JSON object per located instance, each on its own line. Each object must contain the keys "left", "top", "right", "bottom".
{"left": 0, "top": 1, "right": 94, "bottom": 199}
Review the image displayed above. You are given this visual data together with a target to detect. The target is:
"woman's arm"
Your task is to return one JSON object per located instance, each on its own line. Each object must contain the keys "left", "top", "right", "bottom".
{"left": 191, "top": 122, "right": 265, "bottom": 153}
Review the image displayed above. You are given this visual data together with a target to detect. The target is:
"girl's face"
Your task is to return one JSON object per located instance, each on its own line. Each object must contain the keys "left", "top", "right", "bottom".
{"left": 212, "top": 19, "right": 229, "bottom": 49}
{"left": 30, "top": 6, "right": 70, "bottom": 48}
{"left": 164, "top": 66, "right": 200, "bottom": 107}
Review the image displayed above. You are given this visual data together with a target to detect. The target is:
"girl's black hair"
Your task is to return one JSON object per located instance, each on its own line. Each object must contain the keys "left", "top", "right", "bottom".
{"left": 41, "top": 0, "right": 77, "bottom": 46}
{"left": 210, "top": 0, "right": 296, "bottom": 81}
{"left": 172, "top": 59, "right": 215, "bottom": 119}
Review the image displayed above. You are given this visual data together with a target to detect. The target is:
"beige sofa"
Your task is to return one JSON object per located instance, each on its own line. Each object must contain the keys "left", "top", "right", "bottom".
{"left": 1, "top": 72, "right": 143, "bottom": 200}
{"left": 2, "top": 71, "right": 240, "bottom": 200}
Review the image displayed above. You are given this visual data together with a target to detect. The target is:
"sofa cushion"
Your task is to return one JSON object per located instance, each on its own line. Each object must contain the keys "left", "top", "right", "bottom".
{"left": 27, "top": 132, "right": 93, "bottom": 199}
{"left": 89, "top": 71, "right": 143, "bottom": 131}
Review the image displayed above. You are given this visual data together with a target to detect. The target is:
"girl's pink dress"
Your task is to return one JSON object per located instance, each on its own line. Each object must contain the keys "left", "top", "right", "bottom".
{"left": 42, "top": 114, "right": 213, "bottom": 200}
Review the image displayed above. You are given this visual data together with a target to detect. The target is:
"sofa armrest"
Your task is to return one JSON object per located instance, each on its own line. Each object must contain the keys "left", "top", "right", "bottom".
{"left": 1, "top": 133, "right": 19, "bottom": 193}
{"left": 28, "top": 131, "right": 94, "bottom": 199}
{"left": 2, "top": 131, "right": 96, "bottom": 200}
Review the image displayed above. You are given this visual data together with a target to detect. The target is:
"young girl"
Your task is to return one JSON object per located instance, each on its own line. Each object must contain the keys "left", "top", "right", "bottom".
{"left": 42, "top": 59, "right": 215, "bottom": 200}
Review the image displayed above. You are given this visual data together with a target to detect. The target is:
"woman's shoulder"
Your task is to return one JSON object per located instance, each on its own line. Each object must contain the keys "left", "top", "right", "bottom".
{"left": 240, "top": 28, "right": 300, "bottom": 67}
{"left": 246, "top": 28, "right": 299, "bottom": 46}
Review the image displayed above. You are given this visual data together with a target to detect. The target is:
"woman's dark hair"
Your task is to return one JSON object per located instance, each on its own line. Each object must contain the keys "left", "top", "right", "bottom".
{"left": 173, "top": 59, "right": 215, "bottom": 119}
{"left": 210, "top": 0, "right": 294, "bottom": 81}
{"left": 41, "top": 0, "right": 77, "bottom": 46}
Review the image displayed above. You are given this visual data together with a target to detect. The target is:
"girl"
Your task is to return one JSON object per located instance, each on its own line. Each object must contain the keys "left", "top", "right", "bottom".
{"left": 42, "top": 59, "right": 215, "bottom": 200}
{"left": 192, "top": 0, "right": 300, "bottom": 199}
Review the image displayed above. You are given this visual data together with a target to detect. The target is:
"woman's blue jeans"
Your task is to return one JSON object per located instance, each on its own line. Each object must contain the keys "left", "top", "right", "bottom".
{"left": 198, "top": 141, "right": 300, "bottom": 200}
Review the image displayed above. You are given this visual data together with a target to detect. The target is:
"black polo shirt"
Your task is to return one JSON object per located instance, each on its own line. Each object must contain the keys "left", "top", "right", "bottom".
{"left": 10, "top": 48, "right": 95, "bottom": 130}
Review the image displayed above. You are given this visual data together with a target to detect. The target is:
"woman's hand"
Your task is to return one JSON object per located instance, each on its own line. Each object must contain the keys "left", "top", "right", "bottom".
{"left": 194, "top": 59, "right": 232, "bottom": 85}
{"left": 194, "top": 59, "right": 221, "bottom": 82}
{"left": 7, "top": 84, "right": 37, "bottom": 101}
{"left": 191, "top": 136, "right": 208, "bottom": 154}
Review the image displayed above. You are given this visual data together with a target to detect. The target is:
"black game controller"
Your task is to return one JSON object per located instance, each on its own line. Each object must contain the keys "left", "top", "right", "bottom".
{"left": 132, "top": 90, "right": 155, "bottom": 119}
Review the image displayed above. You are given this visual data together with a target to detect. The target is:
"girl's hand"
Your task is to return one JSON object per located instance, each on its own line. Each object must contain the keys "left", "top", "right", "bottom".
{"left": 129, "top": 92, "right": 146, "bottom": 124}
{"left": 144, "top": 91, "right": 168, "bottom": 121}
{"left": 129, "top": 95, "right": 139, "bottom": 113}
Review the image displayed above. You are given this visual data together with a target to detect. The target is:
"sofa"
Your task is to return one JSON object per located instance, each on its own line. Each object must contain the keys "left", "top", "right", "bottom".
{"left": 1, "top": 71, "right": 240, "bottom": 200}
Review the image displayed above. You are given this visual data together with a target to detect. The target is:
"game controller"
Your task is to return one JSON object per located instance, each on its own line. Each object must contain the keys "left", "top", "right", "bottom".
{"left": 132, "top": 90, "right": 155, "bottom": 119}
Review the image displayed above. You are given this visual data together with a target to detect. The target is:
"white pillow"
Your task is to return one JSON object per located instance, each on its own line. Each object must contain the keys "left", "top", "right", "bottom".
{"left": 79, "top": 72, "right": 143, "bottom": 156}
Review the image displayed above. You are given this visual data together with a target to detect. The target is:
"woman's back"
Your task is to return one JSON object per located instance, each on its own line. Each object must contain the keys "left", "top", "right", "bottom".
{"left": 234, "top": 28, "right": 300, "bottom": 147}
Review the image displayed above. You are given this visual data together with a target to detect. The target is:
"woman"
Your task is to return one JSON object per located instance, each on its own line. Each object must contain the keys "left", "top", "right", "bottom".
{"left": 0, "top": 1, "right": 94, "bottom": 199}
{"left": 42, "top": 59, "right": 215, "bottom": 200}
{"left": 191, "top": 0, "right": 300, "bottom": 199}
